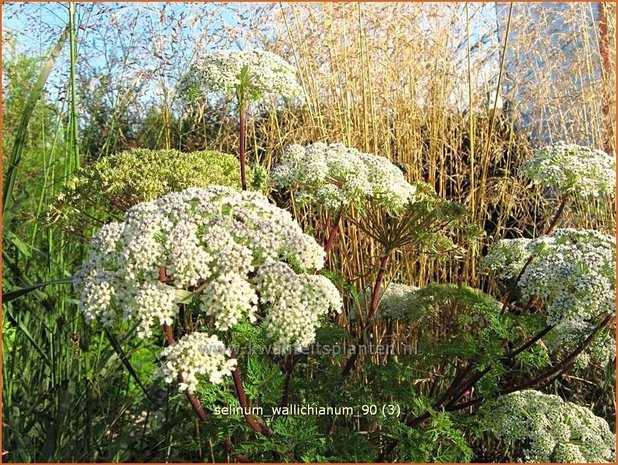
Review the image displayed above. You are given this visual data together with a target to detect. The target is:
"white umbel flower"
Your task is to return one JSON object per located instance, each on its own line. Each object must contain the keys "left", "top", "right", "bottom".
{"left": 130, "top": 282, "right": 179, "bottom": 338}
{"left": 180, "top": 49, "right": 303, "bottom": 103}
{"left": 520, "top": 142, "right": 616, "bottom": 197}
{"left": 272, "top": 142, "right": 416, "bottom": 212}
{"left": 480, "top": 237, "right": 533, "bottom": 280}
{"left": 256, "top": 261, "right": 342, "bottom": 353}
{"left": 156, "top": 332, "right": 237, "bottom": 393}
{"left": 75, "top": 186, "right": 340, "bottom": 363}
{"left": 483, "top": 229, "right": 616, "bottom": 367}
{"left": 374, "top": 283, "right": 420, "bottom": 323}
{"left": 483, "top": 390, "right": 615, "bottom": 463}
{"left": 518, "top": 229, "right": 615, "bottom": 326}
{"left": 200, "top": 272, "right": 258, "bottom": 331}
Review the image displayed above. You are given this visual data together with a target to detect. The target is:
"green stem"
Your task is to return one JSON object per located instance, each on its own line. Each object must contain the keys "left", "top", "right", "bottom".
{"left": 239, "top": 99, "right": 247, "bottom": 190}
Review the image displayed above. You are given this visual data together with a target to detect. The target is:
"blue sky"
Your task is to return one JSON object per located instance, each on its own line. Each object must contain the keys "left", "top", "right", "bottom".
{"left": 3, "top": 3, "right": 250, "bottom": 105}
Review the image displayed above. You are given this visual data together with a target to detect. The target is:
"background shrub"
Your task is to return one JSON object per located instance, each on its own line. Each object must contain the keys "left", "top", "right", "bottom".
{"left": 49, "top": 148, "right": 241, "bottom": 233}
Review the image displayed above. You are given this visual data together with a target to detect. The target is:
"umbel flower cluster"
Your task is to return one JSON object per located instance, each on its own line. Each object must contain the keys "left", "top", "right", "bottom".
{"left": 520, "top": 142, "right": 616, "bottom": 197}
{"left": 483, "top": 390, "right": 615, "bottom": 462}
{"left": 351, "top": 283, "right": 419, "bottom": 323}
{"left": 156, "top": 333, "right": 237, "bottom": 393}
{"left": 479, "top": 237, "right": 532, "bottom": 280}
{"left": 517, "top": 229, "right": 615, "bottom": 325}
{"left": 483, "top": 229, "right": 616, "bottom": 367}
{"left": 75, "top": 187, "right": 342, "bottom": 390}
{"left": 483, "top": 229, "right": 615, "bottom": 325}
{"left": 180, "top": 50, "right": 303, "bottom": 103}
{"left": 358, "top": 283, "right": 501, "bottom": 329}
{"left": 271, "top": 142, "right": 417, "bottom": 212}
{"left": 545, "top": 319, "right": 615, "bottom": 369}
{"left": 373, "top": 283, "right": 420, "bottom": 322}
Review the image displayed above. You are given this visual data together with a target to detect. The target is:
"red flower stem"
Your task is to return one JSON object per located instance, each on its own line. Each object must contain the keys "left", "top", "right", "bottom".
{"left": 363, "top": 253, "right": 391, "bottom": 332}
{"left": 341, "top": 252, "right": 391, "bottom": 378}
{"left": 229, "top": 349, "right": 273, "bottom": 436}
{"left": 158, "top": 267, "right": 207, "bottom": 421}
{"left": 323, "top": 206, "right": 344, "bottom": 257}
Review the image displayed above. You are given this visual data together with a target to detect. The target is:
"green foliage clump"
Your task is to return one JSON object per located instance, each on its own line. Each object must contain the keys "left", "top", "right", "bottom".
{"left": 381, "top": 411, "right": 473, "bottom": 463}
{"left": 408, "top": 285, "right": 513, "bottom": 370}
{"left": 49, "top": 148, "right": 241, "bottom": 233}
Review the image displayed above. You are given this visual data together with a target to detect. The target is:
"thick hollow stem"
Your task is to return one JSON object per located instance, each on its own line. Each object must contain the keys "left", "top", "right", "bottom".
{"left": 239, "top": 102, "right": 247, "bottom": 190}
{"left": 444, "top": 315, "right": 612, "bottom": 412}
{"left": 500, "top": 314, "right": 612, "bottom": 395}
{"left": 323, "top": 206, "right": 344, "bottom": 258}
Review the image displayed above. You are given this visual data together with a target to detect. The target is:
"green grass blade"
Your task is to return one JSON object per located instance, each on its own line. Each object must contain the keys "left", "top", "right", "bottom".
{"left": 2, "top": 277, "right": 73, "bottom": 303}
{"left": 104, "top": 328, "right": 158, "bottom": 405}
{"left": 2, "top": 25, "right": 69, "bottom": 225}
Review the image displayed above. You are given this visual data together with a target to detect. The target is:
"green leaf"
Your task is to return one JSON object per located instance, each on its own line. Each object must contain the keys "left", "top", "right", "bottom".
{"left": 173, "top": 288, "right": 194, "bottom": 304}
{"left": 2, "top": 277, "right": 73, "bottom": 303}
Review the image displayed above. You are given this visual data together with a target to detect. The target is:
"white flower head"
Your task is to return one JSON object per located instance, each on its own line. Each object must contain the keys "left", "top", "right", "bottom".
{"left": 484, "top": 390, "right": 615, "bottom": 463}
{"left": 181, "top": 49, "right": 303, "bottom": 103}
{"left": 518, "top": 229, "right": 616, "bottom": 326}
{"left": 481, "top": 237, "right": 533, "bottom": 280}
{"left": 156, "top": 332, "right": 237, "bottom": 393}
{"left": 483, "top": 229, "right": 615, "bottom": 327}
{"left": 256, "top": 261, "right": 342, "bottom": 353}
{"left": 75, "top": 186, "right": 341, "bottom": 375}
{"left": 272, "top": 142, "right": 417, "bottom": 212}
{"left": 520, "top": 142, "right": 616, "bottom": 197}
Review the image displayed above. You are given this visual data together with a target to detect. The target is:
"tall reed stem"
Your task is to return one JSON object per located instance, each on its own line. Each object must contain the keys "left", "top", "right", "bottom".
{"left": 68, "top": 2, "right": 80, "bottom": 171}
{"left": 239, "top": 100, "right": 248, "bottom": 190}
